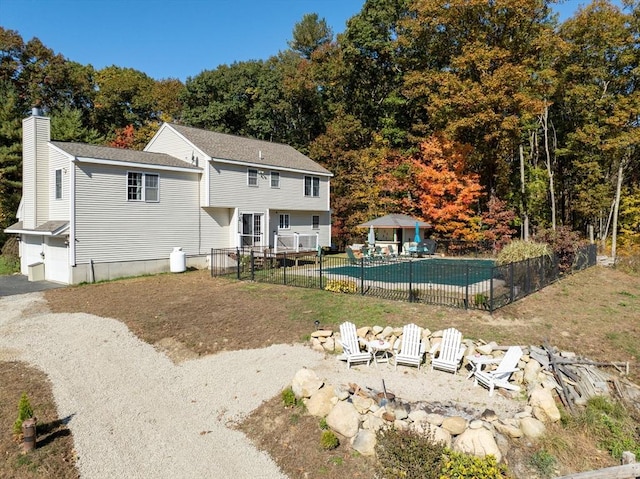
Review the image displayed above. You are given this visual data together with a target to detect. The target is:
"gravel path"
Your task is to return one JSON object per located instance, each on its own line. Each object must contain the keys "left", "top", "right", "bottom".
{"left": 0, "top": 292, "right": 522, "bottom": 478}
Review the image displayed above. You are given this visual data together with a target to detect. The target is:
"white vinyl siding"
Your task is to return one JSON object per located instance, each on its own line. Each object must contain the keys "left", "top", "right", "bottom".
{"left": 209, "top": 162, "right": 328, "bottom": 211}
{"left": 74, "top": 163, "right": 200, "bottom": 263}
{"left": 48, "top": 147, "right": 70, "bottom": 220}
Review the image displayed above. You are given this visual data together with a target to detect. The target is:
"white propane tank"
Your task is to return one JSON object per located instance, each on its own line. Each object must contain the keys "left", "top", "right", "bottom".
{"left": 170, "top": 247, "right": 186, "bottom": 273}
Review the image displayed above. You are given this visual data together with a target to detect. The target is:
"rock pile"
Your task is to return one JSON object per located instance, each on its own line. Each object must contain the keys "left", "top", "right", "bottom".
{"left": 299, "top": 325, "right": 625, "bottom": 461}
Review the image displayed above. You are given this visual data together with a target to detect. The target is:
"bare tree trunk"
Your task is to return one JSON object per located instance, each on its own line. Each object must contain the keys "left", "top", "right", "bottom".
{"left": 602, "top": 198, "right": 616, "bottom": 251}
{"left": 540, "top": 103, "right": 557, "bottom": 230}
{"left": 519, "top": 144, "right": 529, "bottom": 240}
{"left": 611, "top": 157, "right": 627, "bottom": 261}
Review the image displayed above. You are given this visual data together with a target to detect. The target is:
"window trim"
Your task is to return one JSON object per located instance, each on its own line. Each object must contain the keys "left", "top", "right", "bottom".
{"left": 304, "top": 175, "right": 320, "bottom": 197}
{"left": 279, "top": 213, "right": 290, "bottom": 230}
{"left": 54, "top": 168, "right": 63, "bottom": 200}
{"left": 127, "top": 171, "right": 160, "bottom": 202}
{"left": 270, "top": 171, "right": 280, "bottom": 188}
{"left": 248, "top": 168, "right": 258, "bottom": 187}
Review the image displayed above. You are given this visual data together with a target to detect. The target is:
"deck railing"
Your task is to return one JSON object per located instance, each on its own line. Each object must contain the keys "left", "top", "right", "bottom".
{"left": 210, "top": 243, "right": 597, "bottom": 312}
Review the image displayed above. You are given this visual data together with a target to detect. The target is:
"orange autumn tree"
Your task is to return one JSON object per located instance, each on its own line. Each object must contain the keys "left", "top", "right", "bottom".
{"left": 381, "top": 135, "right": 484, "bottom": 241}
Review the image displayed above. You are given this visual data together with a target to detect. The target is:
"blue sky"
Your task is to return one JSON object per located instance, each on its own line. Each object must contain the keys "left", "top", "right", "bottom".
{"left": 2, "top": 0, "right": 597, "bottom": 82}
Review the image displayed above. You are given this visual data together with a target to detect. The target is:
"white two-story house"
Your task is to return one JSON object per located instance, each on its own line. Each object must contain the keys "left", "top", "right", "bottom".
{"left": 5, "top": 110, "right": 332, "bottom": 284}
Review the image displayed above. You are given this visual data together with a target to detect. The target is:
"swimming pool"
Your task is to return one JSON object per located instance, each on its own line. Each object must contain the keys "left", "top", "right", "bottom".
{"left": 325, "top": 258, "right": 495, "bottom": 287}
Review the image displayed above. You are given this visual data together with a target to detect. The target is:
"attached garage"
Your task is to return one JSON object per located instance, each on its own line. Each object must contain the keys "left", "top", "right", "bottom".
{"left": 44, "top": 236, "right": 69, "bottom": 283}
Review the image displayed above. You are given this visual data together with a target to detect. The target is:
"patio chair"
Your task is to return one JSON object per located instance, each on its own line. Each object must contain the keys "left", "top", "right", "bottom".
{"left": 346, "top": 247, "right": 370, "bottom": 265}
{"left": 387, "top": 245, "right": 399, "bottom": 259}
{"left": 394, "top": 323, "right": 426, "bottom": 370}
{"left": 423, "top": 239, "right": 437, "bottom": 255}
{"left": 472, "top": 346, "right": 523, "bottom": 396}
{"left": 337, "top": 321, "right": 372, "bottom": 369}
{"left": 429, "top": 327, "right": 466, "bottom": 374}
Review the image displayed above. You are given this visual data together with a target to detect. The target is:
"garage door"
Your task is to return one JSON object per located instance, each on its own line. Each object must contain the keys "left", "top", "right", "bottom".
{"left": 44, "top": 237, "right": 69, "bottom": 284}
{"left": 21, "top": 236, "right": 43, "bottom": 276}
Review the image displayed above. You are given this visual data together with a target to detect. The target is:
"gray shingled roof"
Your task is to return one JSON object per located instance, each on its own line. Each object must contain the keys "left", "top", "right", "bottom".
{"left": 4, "top": 220, "right": 69, "bottom": 235}
{"left": 358, "top": 214, "right": 432, "bottom": 228}
{"left": 51, "top": 142, "right": 201, "bottom": 170}
{"left": 168, "top": 123, "right": 332, "bottom": 176}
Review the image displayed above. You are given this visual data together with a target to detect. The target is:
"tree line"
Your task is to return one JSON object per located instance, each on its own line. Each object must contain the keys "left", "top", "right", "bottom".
{"left": 1, "top": 0, "right": 638, "bottom": 253}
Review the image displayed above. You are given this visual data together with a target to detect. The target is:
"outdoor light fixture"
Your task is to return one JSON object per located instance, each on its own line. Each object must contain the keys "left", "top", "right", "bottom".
{"left": 314, "top": 320, "right": 320, "bottom": 330}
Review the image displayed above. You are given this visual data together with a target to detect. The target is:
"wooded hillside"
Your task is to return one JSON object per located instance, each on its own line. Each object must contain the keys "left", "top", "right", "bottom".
{"left": 1, "top": 0, "right": 638, "bottom": 250}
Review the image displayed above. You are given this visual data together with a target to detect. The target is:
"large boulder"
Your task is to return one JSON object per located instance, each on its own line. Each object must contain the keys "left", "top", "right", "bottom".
{"left": 453, "top": 426, "right": 502, "bottom": 462}
{"left": 291, "top": 368, "right": 323, "bottom": 398}
{"left": 351, "top": 429, "right": 377, "bottom": 456}
{"left": 519, "top": 416, "right": 546, "bottom": 439}
{"left": 306, "top": 385, "right": 335, "bottom": 417}
{"left": 442, "top": 416, "right": 467, "bottom": 436}
{"left": 326, "top": 401, "right": 361, "bottom": 438}
{"left": 529, "top": 386, "right": 561, "bottom": 423}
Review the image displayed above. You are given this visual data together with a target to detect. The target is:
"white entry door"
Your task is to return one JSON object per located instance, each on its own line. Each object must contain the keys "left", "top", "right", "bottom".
{"left": 241, "top": 213, "right": 263, "bottom": 247}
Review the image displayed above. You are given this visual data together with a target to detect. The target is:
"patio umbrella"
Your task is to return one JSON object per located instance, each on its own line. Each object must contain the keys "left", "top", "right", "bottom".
{"left": 414, "top": 221, "right": 421, "bottom": 243}
{"left": 368, "top": 225, "right": 376, "bottom": 246}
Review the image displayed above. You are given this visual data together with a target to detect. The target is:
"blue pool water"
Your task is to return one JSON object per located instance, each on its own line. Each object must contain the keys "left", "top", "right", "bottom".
{"left": 326, "top": 258, "right": 495, "bottom": 287}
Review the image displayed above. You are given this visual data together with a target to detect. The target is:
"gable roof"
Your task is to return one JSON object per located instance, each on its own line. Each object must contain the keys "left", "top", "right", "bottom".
{"left": 167, "top": 123, "right": 332, "bottom": 176}
{"left": 358, "top": 214, "right": 432, "bottom": 228}
{"left": 51, "top": 141, "right": 201, "bottom": 171}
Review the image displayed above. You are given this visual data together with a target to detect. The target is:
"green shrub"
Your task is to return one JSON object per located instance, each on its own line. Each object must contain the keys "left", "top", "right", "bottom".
{"left": 0, "top": 254, "right": 20, "bottom": 275}
{"left": 571, "top": 396, "right": 640, "bottom": 460}
{"left": 319, "top": 417, "right": 328, "bottom": 430}
{"left": 440, "top": 450, "right": 510, "bottom": 478}
{"left": 528, "top": 449, "right": 557, "bottom": 478}
{"left": 376, "top": 427, "right": 445, "bottom": 479}
{"left": 14, "top": 392, "right": 34, "bottom": 435}
{"left": 320, "top": 430, "right": 339, "bottom": 450}
{"left": 281, "top": 387, "right": 297, "bottom": 407}
{"left": 324, "top": 279, "right": 357, "bottom": 294}
{"left": 496, "top": 239, "right": 551, "bottom": 265}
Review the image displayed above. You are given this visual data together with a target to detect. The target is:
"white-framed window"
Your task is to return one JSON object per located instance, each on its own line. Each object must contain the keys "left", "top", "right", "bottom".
{"left": 304, "top": 176, "right": 320, "bottom": 197}
{"left": 127, "top": 171, "right": 159, "bottom": 202}
{"left": 248, "top": 168, "right": 258, "bottom": 186}
{"left": 55, "top": 168, "right": 63, "bottom": 199}
{"left": 145, "top": 174, "right": 159, "bottom": 202}
{"left": 279, "top": 213, "right": 290, "bottom": 229}
{"left": 312, "top": 215, "right": 320, "bottom": 229}
{"left": 270, "top": 171, "right": 280, "bottom": 188}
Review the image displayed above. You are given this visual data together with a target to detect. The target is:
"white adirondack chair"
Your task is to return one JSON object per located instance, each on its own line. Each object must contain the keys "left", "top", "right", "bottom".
{"left": 473, "top": 346, "right": 523, "bottom": 396}
{"left": 394, "top": 323, "right": 425, "bottom": 370}
{"left": 337, "top": 322, "right": 372, "bottom": 369}
{"left": 429, "top": 327, "right": 466, "bottom": 374}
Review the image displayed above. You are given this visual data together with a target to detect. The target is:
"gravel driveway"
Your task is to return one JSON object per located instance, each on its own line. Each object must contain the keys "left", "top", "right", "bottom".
{"left": 0, "top": 292, "right": 520, "bottom": 478}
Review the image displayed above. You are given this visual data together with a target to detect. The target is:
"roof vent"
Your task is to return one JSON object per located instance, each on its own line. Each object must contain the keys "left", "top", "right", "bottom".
{"left": 31, "top": 107, "right": 42, "bottom": 116}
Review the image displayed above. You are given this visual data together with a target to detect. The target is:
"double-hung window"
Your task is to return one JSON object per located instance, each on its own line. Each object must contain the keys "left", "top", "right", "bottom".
{"left": 304, "top": 176, "right": 320, "bottom": 197}
{"left": 279, "top": 213, "right": 290, "bottom": 230}
{"left": 127, "top": 172, "right": 159, "bottom": 202}
{"left": 54, "top": 169, "right": 63, "bottom": 199}
{"left": 270, "top": 171, "right": 280, "bottom": 188}
{"left": 248, "top": 168, "right": 258, "bottom": 186}
{"left": 312, "top": 215, "right": 320, "bottom": 229}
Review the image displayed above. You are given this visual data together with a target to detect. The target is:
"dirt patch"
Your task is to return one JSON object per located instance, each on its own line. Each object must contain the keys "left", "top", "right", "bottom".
{"left": 0, "top": 361, "right": 78, "bottom": 478}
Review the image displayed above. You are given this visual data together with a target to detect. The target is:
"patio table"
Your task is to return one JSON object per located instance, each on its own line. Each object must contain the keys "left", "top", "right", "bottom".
{"left": 367, "top": 340, "right": 393, "bottom": 367}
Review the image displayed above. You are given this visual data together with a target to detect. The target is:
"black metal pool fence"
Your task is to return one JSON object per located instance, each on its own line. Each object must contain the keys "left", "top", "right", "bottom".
{"left": 210, "top": 243, "right": 597, "bottom": 312}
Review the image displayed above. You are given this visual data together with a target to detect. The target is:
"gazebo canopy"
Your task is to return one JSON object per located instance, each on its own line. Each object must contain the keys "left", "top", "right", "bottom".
{"left": 357, "top": 214, "right": 431, "bottom": 229}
